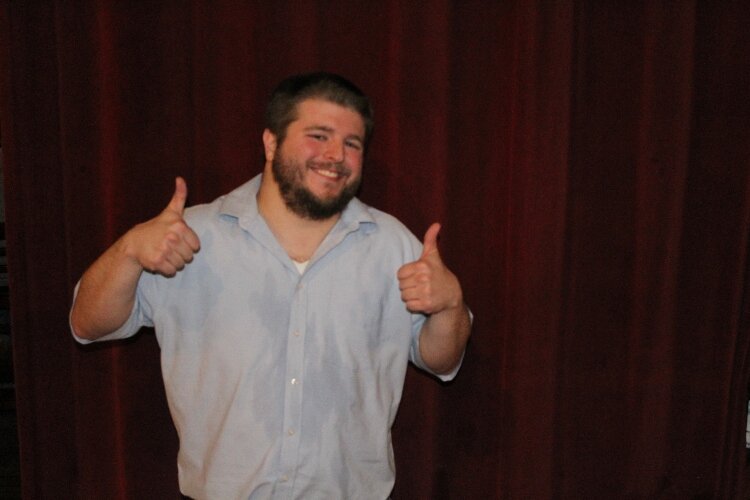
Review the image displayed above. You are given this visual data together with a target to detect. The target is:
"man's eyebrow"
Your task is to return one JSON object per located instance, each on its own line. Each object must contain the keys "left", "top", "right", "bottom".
{"left": 303, "top": 125, "right": 363, "bottom": 143}
{"left": 303, "top": 125, "right": 334, "bottom": 133}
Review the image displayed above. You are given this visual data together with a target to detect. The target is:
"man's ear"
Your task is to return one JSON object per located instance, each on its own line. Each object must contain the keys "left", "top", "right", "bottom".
{"left": 262, "top": 129, "right": 277, "bottom": 161}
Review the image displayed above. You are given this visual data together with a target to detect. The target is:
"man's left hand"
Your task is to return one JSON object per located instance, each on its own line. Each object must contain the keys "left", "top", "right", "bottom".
{"left": 397, "top": 223, "right": 463, "bottom": 315}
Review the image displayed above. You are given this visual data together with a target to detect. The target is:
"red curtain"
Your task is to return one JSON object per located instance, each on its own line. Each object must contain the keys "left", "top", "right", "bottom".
{"left": 2, "top": 1, "right": 750, "bottom": 498}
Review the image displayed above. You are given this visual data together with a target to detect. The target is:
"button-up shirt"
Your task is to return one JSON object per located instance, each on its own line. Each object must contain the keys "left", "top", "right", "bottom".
{"left": 73, "top": 175, "right": 460, "bottom": 499}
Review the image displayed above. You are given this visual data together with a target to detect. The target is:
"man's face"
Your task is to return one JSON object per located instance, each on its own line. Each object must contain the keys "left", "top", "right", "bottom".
{"left": 269, "top": 99, "right": 366, "bottom": 220}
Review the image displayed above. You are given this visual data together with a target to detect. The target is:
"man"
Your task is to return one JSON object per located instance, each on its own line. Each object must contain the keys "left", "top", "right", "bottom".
{"left": 70, "top": 72, "right": 471, "bottom": 499}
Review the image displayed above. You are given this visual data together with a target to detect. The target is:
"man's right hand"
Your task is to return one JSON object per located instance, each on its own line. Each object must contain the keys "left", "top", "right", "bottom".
{"left": 71, "top": 177, "right": 201, "bottom": 340}
{"left": 124, "top": 177, "right": 201, "bottom": 276}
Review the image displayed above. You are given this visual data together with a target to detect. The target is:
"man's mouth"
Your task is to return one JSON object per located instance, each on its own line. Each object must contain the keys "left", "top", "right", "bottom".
{"left": 308, "top": 162, "right": 351, "bottom": 180}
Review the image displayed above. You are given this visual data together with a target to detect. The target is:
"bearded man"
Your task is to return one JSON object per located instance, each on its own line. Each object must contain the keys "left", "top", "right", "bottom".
{"left": 70, "top": 72, "right": 471, "bottom": 500}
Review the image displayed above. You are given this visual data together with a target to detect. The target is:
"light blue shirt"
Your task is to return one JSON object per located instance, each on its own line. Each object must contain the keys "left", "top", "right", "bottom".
{"left": 74, "top": 174, "right": 460, "bottom": 499}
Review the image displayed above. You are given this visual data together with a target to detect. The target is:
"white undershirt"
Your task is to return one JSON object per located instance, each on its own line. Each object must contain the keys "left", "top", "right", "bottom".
{"left": 293, "top": 260, "right": 309, "bottom": 273}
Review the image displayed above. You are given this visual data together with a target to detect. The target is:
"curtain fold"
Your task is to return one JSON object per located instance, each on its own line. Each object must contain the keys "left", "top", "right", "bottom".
{"left": 1, "top": 1, "right": 749, "bottom": 498}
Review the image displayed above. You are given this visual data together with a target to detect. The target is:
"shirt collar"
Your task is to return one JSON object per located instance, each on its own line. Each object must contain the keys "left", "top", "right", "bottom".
{"left": 218, "top": 173, "right": 377, "bottom": 233}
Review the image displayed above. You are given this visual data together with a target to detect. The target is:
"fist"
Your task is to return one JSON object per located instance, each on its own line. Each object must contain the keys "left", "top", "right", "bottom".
{"left": 127, "top": 177, "right": 201, "bottom": 276}
{"left": 397, "top": 223, "right": 462, "bottom": 315}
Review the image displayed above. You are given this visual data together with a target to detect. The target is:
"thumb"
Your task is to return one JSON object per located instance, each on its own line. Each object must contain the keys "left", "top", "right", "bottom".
{"left": 166, "top": 176, "right": 188, "bottom": 214}
{"left": 420, "top": 222, "right": 441, "bottom": 259}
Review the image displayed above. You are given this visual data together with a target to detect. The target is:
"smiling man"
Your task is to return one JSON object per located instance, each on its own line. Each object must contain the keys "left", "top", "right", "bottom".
{"left": 70, "top": 72, "right": 471, "bottom": 499}
{"left": 267, "top": 99, "right": 364, "bottom": 221}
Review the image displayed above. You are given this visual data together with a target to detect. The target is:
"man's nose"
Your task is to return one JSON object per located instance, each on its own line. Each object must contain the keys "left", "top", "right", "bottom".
{"left": 323, "top": 139, "right": 345, "bottom": 163}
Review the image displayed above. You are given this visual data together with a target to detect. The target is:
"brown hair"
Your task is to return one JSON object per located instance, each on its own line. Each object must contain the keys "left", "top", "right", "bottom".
{"left": 265, "top": 72, "right": 374, "bottom": 151}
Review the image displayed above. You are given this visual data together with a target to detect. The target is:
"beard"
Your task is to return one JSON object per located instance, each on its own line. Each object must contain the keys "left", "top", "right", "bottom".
{"left": 271, "top": 152, "right": 361, "bottom": 221}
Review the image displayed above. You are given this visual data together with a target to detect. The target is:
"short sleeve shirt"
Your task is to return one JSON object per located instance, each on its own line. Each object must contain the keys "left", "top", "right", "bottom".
{"left": 79, "top": 175, "right": 459, "bottom": 499}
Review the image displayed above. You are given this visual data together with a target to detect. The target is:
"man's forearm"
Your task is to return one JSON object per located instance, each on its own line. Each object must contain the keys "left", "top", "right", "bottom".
{"left": 418, "top": 302, "right": 471, "bottom": 375}
{"left": 70, "top": 236, "right": 144, "bottom": 341}
{"left": 70, "top": 177, "right": 201, "bottom": 341}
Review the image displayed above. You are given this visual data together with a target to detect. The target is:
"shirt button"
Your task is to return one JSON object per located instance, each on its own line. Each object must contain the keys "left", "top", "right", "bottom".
{"left": 280, "top": 475, "right": 289, "bottom": 482}
{"left": 288, "top": 429, "right": 295, "bottom": 436}
{"left": 291, "top": 378, "right": 298, "bottom": 385}
{"left": 293, "top": 331, "right": 300, "bottom": 337}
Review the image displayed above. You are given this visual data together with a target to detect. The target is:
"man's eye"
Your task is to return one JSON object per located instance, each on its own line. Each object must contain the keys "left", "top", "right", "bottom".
{"left": 309, "top": 134, "right": 327, "bottom": 141}
{"left": 346, "top": 141, "right": 362, "bottom": 151}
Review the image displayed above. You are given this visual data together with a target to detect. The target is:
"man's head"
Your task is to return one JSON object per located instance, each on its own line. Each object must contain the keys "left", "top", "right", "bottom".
{"left": 264, "top": 72, "right": 374, "bottom": 152}
{"left": 261, "top": 73, "right": 372, "bottom": 221}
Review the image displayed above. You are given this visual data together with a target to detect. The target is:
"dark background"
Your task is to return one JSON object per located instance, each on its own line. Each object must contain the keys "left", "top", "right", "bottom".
{"left": 1, "top": 2, "right": 750, "bottom": 498}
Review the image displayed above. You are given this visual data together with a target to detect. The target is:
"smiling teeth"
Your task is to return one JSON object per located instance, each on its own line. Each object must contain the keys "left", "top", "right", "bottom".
{"left": 313, "top": 168, "right": 344, "bottom": 179}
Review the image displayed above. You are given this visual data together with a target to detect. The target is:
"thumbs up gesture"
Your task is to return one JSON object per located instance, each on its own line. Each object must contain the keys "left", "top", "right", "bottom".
{"left": 397, "top": 223, "right": 463, "bottom": 315}
{"left": 126, "top": 177, "right": 201, "bottom": 277}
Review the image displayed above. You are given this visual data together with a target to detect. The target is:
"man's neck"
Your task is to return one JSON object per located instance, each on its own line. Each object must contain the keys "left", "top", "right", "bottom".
{"left": 257, "top": 171, "right": 340, "bottom": 263}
